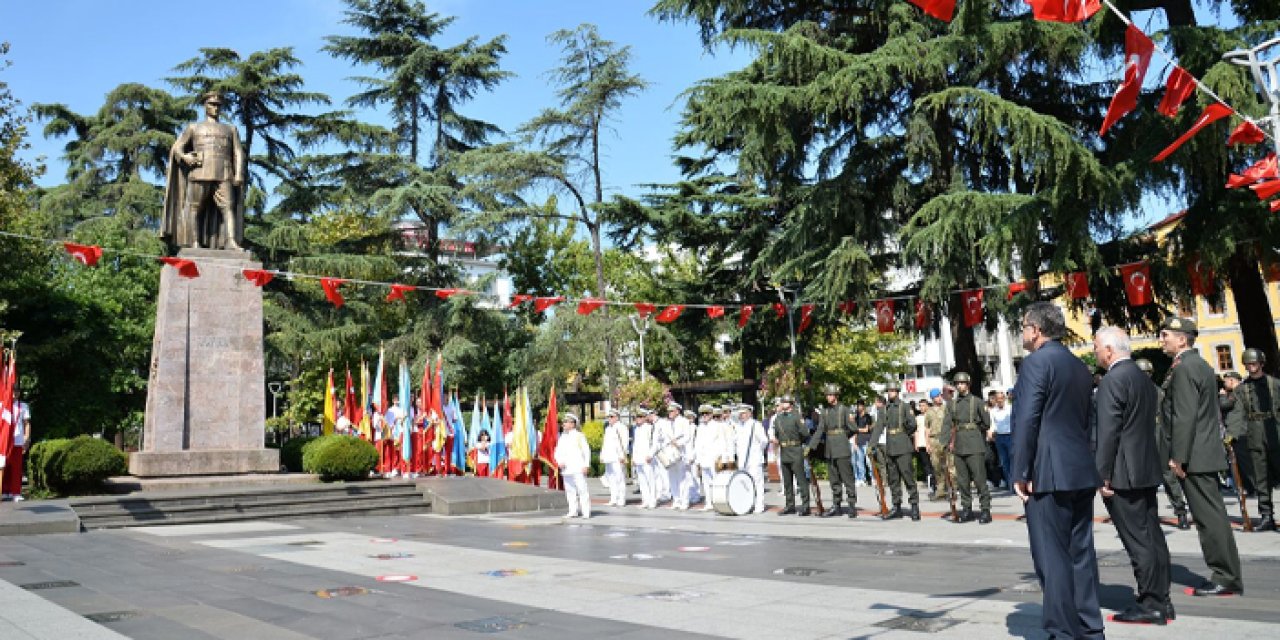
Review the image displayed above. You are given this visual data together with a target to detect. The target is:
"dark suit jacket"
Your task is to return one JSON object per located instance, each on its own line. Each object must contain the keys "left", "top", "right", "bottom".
{"left": 1094, "top": 359, "right": 1163, "bottom": 490}
{"left": 1160, "top": 349, "right": 1227, "bottom": 474}
{"left": 1011, "top": 340, "right": 1101, "bottom": 493}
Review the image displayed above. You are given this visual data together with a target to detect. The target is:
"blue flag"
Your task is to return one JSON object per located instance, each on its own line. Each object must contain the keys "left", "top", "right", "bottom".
{"left": 490, "top": 400, "right": 506, "bottom": 476}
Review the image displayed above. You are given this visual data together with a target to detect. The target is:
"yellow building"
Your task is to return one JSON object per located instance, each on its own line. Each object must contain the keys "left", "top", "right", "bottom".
{"left": 1062, "top": 211, "right": 1280, "bottom": 375}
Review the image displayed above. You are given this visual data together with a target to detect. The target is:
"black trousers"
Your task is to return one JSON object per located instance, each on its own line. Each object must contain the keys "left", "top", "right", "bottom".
{"left": 779, "top": 455, "right": 810, "bottom": 510}
{"left": 827, "top": 456, "right": 857, "bottom": 508}
{"left": 1103, "top": 487, "right": 1171, "bottom": 611}
{"left": 1183, "top": 472, "right": 1244, "bottom": 591}
{"left": 1026, "top": 489, "right": 1104, "bottom": 640}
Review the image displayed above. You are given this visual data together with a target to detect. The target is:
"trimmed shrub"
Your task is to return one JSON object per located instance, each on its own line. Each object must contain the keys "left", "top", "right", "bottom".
{"left": 280, "top": 436, "right": 316, "bottom": 473}
{"left": 26, "top": 438, "right": 74, "bottom": 493}
{"left": 51, "top": 436, "right": 126, "bottom": 495}
{"left": 302, "top": 435, "right": 377, "bottom": 481}
{"left": 581, "top": 419, "right": 604, "bottom": 452}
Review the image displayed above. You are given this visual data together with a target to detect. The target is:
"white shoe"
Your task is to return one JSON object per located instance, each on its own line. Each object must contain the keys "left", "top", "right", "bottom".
{"left": 701, "top": 505, "right": 713, "bottom": 512}
{"left": 12, "top": 496, "right": 23, "bottom": 502}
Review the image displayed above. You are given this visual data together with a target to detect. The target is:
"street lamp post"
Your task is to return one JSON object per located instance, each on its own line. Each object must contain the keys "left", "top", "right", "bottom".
{"left": 1224, "top": 37, "right": 1280, "bottom": 156}
{"left": 629, "top": 313, "right": 651, "bottom": 381}
{"left": 267, "top": 381, "right": 284, "bottom": 418}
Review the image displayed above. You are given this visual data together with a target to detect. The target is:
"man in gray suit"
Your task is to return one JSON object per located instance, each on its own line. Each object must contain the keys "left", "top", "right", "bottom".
{"left": 1093, "top": 327, "right": 1172, "bottom": 624}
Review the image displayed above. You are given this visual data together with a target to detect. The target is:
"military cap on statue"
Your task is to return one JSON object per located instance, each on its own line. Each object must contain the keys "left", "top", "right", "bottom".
{"left": 201, "top": 90, "right": 224, "bottom": 105}
{"left": 953, "top": 372, "right": 971, "bottom": 383}
{"left": 1243, "top": 348, "right": 1266, "bottom": 364}
{"left": 1160, "top": 316, "right": 1198, "bottom": 335}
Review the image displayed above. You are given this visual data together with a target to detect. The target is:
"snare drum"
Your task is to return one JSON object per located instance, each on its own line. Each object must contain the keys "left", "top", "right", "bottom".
{"left": 709, "top": 470, "right": 755, "bottom": 516}
{"left": 656, "top": 444, "right": 682, "bottom": 468}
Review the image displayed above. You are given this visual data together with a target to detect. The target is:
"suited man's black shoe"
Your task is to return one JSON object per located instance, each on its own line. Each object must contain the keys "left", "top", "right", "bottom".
{"left": 797, "top": 506, "right": 811, "bottom": 516}
{"left": 958, "top": 508, "right": 973, "bottom": 523}
{"left": 1190, "top": 583, "right": 1238, "bottom": 597}
{"left": 1257, "top": 515, "right": 1276, "bottom": 531}
{"left": 978, "top": 509, "right": 993, "bottom": 524}
{"left": 821, "top": 507, "right": 841, "bottom": 517}
{"left": 885, "top": 506, "right": 903, "bottom": 520}
{"left": 1176, "top": 513, "right": 1190, "bottom": 530}
{"left": 778, "top": 506, "right": 796, "bottom": 516}
{"left": 1162, "top": 601, "right": 1176, "bottom": 621}
{"left": 910, "top": 505, "right": 921, "bottom": 521}
{"left": 1109, "top": 607, "right": 1167, "bottom": 625}
{"left": 848, "top": 508, "right": 858, "bottom": 519}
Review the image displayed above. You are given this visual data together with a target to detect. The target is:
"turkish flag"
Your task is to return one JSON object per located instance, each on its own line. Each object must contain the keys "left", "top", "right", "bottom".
{"left": 1227, "top": 154, "right": 1278, "bottom": 188}
{"left": 1272, "top": 200, "right": 1280, "bottom": 213}
{"left": 63, "top": 242, "right": 102, "bottom": 267}
{"left": 737, "top": 305, "right": 754, "bottom": 328}
{"left": 1157, "top": 67, "right": 1197, "bottom": 118}
{"left": 1153, "top": 103, "right": 1234, "bottom": 162}
{"left": 320, "top": 277, "right": 346, "bottom": 308}
{"left": 435, "top": 288, "right": 466, "bottom": 299}
{"left": 509, "top": 294, "right": 532, "bottom": 308}
{"left": 914, "top": 299, "right": 930, "bottom": 330}
{"left": 1025, "top": 0, "right": 1101, "bottom": 22}
{"left": 875, "top": 300, "right": 895, "bottom": 334}
{"left": 838, "top": 300, "right": 856, "bottom": 315}
{"left": 656, "top": 305, "right": 685, "bottom": 323}
{"left": 1228, "top": 121, "right": 1266, "bottom": 146}
{"left": 242, "top": 269, "right": 274, "bottom": 287}
{"left": 577, "top": 298, "right": 605, "bottom": 315}
{"left": 1066, "top": 272, "right": 1090, "bottom": 299}
{"left": 634, "top": 302, "right": 656, "bottom": 317}
{"left": 386, "top": 284, "right": 414, "bottom": 302}
{"left": 1120, "top": 262, "right": 1153, "bottom": 307}
{"left": 797, "top": 304, "right": 815, "bottom": 333}
{"left": 1252, "top": 180, "right": 1280, "bottom": 200}
{"left": 1187, "top": 258, "right": 1215, "bottom": 297}
{"left": 908, "top": 0, "right": 956, "bottom": 22}
{"left": 706, "top": 305, "right": 725, "bottom": 319}
{"left": 159, "top": 256, "right": 200, "bottom": 279}
{"left": 1007, "top": 281, "right": 1028, "bottom": 300}
{"left": 772, "top": 302, "right": 786, "bottom": 319}
{"left": 961, "top": 289, "right": 984, "bottom": 328}
{"left": 533, "top": 296, "right": 564, "bottom": 313}
{"left": 1100, "top": 25, "right": 1155, "bottom": 136}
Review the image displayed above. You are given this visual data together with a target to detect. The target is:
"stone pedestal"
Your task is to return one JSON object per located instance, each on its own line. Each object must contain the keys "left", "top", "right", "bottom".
{"left": 132, "top": 248, "right": 279, "bottom": 477}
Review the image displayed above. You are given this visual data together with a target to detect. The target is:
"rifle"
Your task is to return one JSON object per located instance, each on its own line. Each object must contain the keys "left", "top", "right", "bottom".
{"left": 946, "top": 423, "right": 959, "bottom": 522}
{"left": 1225, "top": 438, "right": 1254, "bottom": 532}
{"left": 869, "top": 446, "right": 889, "bottom": 518}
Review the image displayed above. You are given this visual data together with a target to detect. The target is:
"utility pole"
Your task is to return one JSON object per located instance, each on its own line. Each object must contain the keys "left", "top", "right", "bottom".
{"left": 629, "top": 313, "right": 651, "bottom": 381}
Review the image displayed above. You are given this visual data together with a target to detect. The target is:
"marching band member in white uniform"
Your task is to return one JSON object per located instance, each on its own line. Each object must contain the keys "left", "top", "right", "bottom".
{"left": 656, "top": 403, "right": 693, "bottom": 509}
{"left": 736, "top": 404, "right": 769, "bottom": 514}
{"left": 631, "top": 408, "right": 659, "bottom": 509}
{"left": 693, "top": 405, "right": 719, "bottom": 510}
{"left": 554, "top": 413, "right": 592, "bottom": 519}
{"left": 599, "top": 408, "right": 630, "bottom": 506}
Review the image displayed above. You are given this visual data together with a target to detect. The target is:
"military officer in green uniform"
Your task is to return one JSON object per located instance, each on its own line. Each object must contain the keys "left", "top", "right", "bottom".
{"left": 770, "top": 395, "right": 810, "bottom": 516}
{"left": 1138, "top": 357, "right": 1190, "bottom": 530}
{"left": 1159, "top": 317, "right": 1243, "bottom": 596}
{"left": 807, "top": 384, "right": 859, "bottom": 518}
{"left": 870, "top": 381, "right": 920, "bottom": 520}
{"left": 941, "top": 372, "right": 992, "bottom": 523}
{"left": 1236, "top": 348, "right": 1280, "bottom": 531}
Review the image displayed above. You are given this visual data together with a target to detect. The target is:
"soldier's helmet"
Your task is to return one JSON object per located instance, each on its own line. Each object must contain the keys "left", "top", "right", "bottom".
{"left": 1243, "top": 348, "right": 1266, "bottom": 365}
{"left": 953, "top": 372, "right": 971, "bottom": 383}
{"left": 885, "top": 380, "right": 901, "bottom": 392}
{"left": 1135, "top": 359, "right": 1154, "bottom": 373}
{"left": 822, "top": 383, "right": 840, "bottom": 395}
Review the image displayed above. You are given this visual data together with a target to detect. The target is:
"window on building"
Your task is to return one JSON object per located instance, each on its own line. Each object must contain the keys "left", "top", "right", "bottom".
{"left": 1177, "top": 298, "right": 1195, "bottom": 317}
{"left": 1216, "top": 345, "right": 1234, "bottom": 371}
{"left": 1206, "top": 293, "right": 1225, "bottom": 315}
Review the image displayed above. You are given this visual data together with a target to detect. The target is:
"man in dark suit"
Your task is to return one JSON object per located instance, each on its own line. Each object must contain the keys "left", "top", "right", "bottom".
{"left": 1159, "top": 317, "right": 1244, "bottom": 596}
{"left": 1093, "top": 326, "right": 1172, "bottom": 624}
{"left": 1011, "top": 302, "right": 1104, "bottom": 639}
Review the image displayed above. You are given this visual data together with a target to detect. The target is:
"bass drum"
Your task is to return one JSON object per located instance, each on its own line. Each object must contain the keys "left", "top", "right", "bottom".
{"left": 709, "top": 470, "right": 755, "bottom": 516}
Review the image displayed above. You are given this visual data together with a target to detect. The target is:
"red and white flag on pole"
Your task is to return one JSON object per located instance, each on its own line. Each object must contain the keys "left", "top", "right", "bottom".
{"left": 961, "top": 289, "right": 984, "bottom": 328}
{"left": 1153, "top": 103, "right": 1234, "bottom": 162}
{"left": 737, "top": 305, "right": 754, "bottom": 328}
{"left": 656, "top": 305, "right": 685, "bottom": 323}
{"left": 875, "top": 300, "right": 895, "bottom": 334}
{"left": 159, "top": 257, "right": 200, "bottom": 278}
{"left": 1025, "top": 0, "right": 1101, "bottom": 22}
{"left": 797, "top": 304, "right": 815, "bottom": 333}
{"left": 1157, "top": 67, "right": 1197, "bottom": 118}
{"left": 908, "top": 0, "right": 956, "bottom": 22}
{"left": 1120, "top": 262, "right": 1153, "bottom": 306}
{"left": 1066, "top": 272, "right": 1090, "bottom": 299}
{"left": 576, "top": 299, "right": 605, "bottom": 315}
{"left": 320, "top": 277, "right": 346, "bottom": 308}
{"left": 1227, "top": 154, "right": 1278, "bottom": 188}
{"left": 1099, "top": 24, "right": 1155, "bottom": 136}
{"left": 385, "top": 284, "right": 415, "bottom": 302}
{"left": 63, "top": 242, "right": 102, "bottom": 267}
{"left": 1228, "top": 121, "right": 1266, "bottom": 146}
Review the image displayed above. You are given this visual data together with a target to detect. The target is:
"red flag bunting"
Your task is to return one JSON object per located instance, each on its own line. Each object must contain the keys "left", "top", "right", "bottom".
{"left": 1025, "top": 0, "right": 1101, "bottom": 22}
{"left": 914, "top": 299, "right": 930, "bottom": 330}
{"left": 1007, "top": 281, "right": 1028, "bottom": 300}
{"left": 533, "top": 296, "right": 564, "bottom": 313}
{"left": 1100, "top": 24, "right": 1155, "bottom": 136}
{"left": 634, "top": 302, "right": 656, "bottom": 317}
{"left": 706, "top": 305, "right": 725, "bottom": 319}
{"left": 737, "top": 305, "right": 754, "bottom": 328}
{"left": 908, "top": 0, "right": 956, "bottom": 22}
{"left": 772, "top": 302, "right": 786, "bottom": 319}
{"left": 509, "top": 294, "right": 532, "bottom": 308}
{"left": 158, "top": 256, "right": 200, "bottom": 279}
{"left": 63, "top": 242, "right": 102, "bottom": 267}
{"left": 435, "top": 288, "right": 465, "bottom": 299}
{"left": 1187, "top": 257, "right": 1215, "bottom": 297}
{"left": 320, "top": 277, "right": 346, "bottom": 308}
{"left": 1066, "top": 272, "right": 1090, "bottom": 299}
{"left": 1252, "top": 180, "right": 1280, "bottom": 200}
{"left": 875, "top": 300, "right": 895, "bottom": 334}
{"left": 576, "top": 298, "right": 605, "bottom": 315}
{"left": 386, "top": 284, "right": 415, "bottom": 302}
{"left": 1272, "top": 200, "right": 1280, "bottom": 213}
{"left": 1227, "top": 154, "right": 1278, "bottom": 188}
{"left": 1228, "top": 121, "right": 1266, "bottom": 146}
{"left": 797, "top": 304, "right": 815, "bottom": 333}
{"left": 1153, "top": 103, "right": 1234, "bottom": 162}
{"left": 1120, "top": 262, "right": 1153, "bottom": 306}
{"left": 838, "top": 300, "right": 856, "bottom": 315}
{"left": 656, "top": 305, "right": 685, "bottom": 323}
{"left": 242, "top": 269, "right": 274, "bottom": 287}
{"left": 961, "top": 289, "right": 984, "bottom": 328}
{"left": 1157, "top": 67, "right": 1197, "bottom": 118}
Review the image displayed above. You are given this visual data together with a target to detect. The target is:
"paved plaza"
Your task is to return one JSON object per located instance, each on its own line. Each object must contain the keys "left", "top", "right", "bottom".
{"left": 1, "top": 480, "right": 1278, "bottom": 639}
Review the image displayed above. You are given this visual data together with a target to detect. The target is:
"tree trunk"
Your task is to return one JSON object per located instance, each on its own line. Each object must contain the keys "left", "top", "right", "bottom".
{"left": 588, "top": 220, "right": 617, "bottom": 404}
{"left": 1226, "top": 250, "right": 1280, "bottom": 375}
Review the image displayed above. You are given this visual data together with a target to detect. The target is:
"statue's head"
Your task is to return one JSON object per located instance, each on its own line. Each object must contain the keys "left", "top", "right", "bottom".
{"left": 201, "top": 91, "right": 224, "bottom": 118}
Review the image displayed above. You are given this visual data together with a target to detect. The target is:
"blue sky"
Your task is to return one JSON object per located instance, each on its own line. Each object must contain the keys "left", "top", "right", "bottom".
{"left": 1, "top": 0, "right": 750, "bottom": 198}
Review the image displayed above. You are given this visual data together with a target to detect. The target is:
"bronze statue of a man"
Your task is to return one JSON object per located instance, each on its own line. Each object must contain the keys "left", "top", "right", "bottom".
{"left": 162, "top": 91, "right": 245, "bottom": 250}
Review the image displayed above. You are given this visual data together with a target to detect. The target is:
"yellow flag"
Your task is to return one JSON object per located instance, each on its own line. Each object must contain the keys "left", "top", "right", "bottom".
{"left": 509, "top": 386, "right": 531, "bottom": 462}
{"left": 322, "top": 368, "right": 336, "bottom": 435}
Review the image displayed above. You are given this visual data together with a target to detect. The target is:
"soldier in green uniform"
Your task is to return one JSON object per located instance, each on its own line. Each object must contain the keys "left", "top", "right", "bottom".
{"left": 807, "top": 384, "right": 859, "bottom": 518}
{"left": 1137, "top": 358, "right": 1190, "bottom": 530}
{"left": 870, "top": 381, "right": 920, "bottom": 520}
{"left": 941, "top": 372, "right": 992, "bottom": 523}
{"left": 1236, "top": 348, "right": 1280, "bottom": 531}
{"left": 1220, "top": 371, "right": 1252, "bottom": 500}
{"left": 1158, "top": 317, "right": 1243, "bottom": 596}
{"left": 770, "top": 396, "right": 810, "bottom": 516}
{"left": 925, "top": 389, "right": 950, "bottom": 501}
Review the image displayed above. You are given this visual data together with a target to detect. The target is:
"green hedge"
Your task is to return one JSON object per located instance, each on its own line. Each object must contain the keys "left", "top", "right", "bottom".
{"left": 280, "top": 436, "right": 316, "bottom": 473}
{"left": 301, "top": 435, "right": 377, "bottom": 481}
{"left": 25, "top": 437, "right": 126, "bottom": 496}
